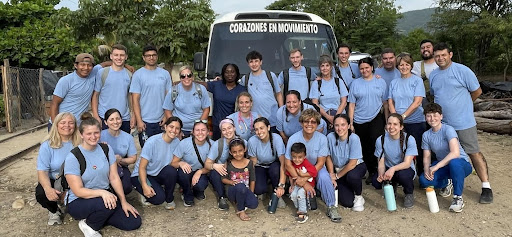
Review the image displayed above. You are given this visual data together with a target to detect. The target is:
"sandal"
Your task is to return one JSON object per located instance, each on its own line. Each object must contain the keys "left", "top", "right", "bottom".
{"left": 296, "top": 213, "right": 308, "bottom": 223}
{"left": 236, "top": 210, "right": 251, "bottom": 221}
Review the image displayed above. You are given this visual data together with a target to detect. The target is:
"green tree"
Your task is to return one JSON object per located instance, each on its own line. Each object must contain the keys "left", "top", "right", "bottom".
{"left": 0, "top": 0, "right": 92, "bottom": 69}
{"left": 266, "top": 0, "right": 401, "bottom": 55}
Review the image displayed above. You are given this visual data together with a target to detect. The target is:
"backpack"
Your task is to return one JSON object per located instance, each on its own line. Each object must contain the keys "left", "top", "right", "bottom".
{"left": 101, "top": 66, "right": 133, "bottom": 107}
{"left": 192, "top": 137, "right": 211, "bottom": 167}
{"left": 283, "top": 66, "right": 312, "bottom": 98}
{"left": 333, "top": 65, "right": 351, "bottom": 92}
{"left": 216, "top": 138, "right": 224, "bottom": 163}
{"left": 172, "top": 82, "right": 202, "bottom": 103}
{"left": 54, "top": 143, "right": 110, "bottom": 205}
{"left": 245, "top": 70, "right": 279, "bottom": 103}
{"left": 378, "top": 133, "right": 411, "bottom": 160}
{"left": 317, "top": 77, "right": 342, "bottom": 96}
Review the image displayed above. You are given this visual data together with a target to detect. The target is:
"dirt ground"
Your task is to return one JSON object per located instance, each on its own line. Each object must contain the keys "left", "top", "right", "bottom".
{"left": 0, "top": 131, "right": 511, "bottom": 237}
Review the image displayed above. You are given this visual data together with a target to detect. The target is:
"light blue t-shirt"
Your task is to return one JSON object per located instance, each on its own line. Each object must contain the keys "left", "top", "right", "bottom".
{"left": 429, "top": 62, "right": 480, "bottom": 130}
{"left": 278, "top": 66, "right": 314, "bottom": 99}
{"left": 227, "top": 112, "right": 259, "bottom": 141}
{"left": 94, "top": 67, "right": 132, "bottom": 121}
{"left": 53, "top": 65, "right": 101, "bottom": 124}
{"left": 240, "top": 70, "right": 281, "bottom": 126}
{"left": 36, "top": 140, "right": 74, "bottom": 180}
{"left": 129, "top": 67, "right": 171, "bottom": 123}
{"left": 332, "top": 63, "right": 360, "bottom": 88}
{"left": 388, "top": 75, "right": 426, "bottom": 123}
{"left": 99, "top": 130, "right": 136, "bottom": 158}
{"left": 276, "top": 104, "right": 327, "bottom": 137}
{"left": 162, "top": 82, "right": 211, "bottom": 132}
{"left": 207, "top": 138, "right": 248, "bottom": 164}
{"left": 422, "top": 123, "right": 470, "bottom": 163}
{"left": 131, "top": 134, "right": 180, "bottom": 177}
{"left": 327, "top": 133, "right": 363, "bottom": 168}
{"left": 64, "top": 144, "right": 116, "bottom": 203}
{"left": 309, "top": 76, "right": 349, "bottom": 111}
{"left": 173, "top": 137, "right": 212, "bottom": 171}
{"left": 348, "top": 76, "right": 388, "bottom": 124}
{"left": 285, "top": 131, "right": 329, "bottom": 165}
{"left": 248, "top": 133, "right": 285, "bottom": 165}
{"left": 375, "top": 67, "right": 401, "bottom": 90}
{"left": 374, "top": 132, "right": 417, "bottom": 173}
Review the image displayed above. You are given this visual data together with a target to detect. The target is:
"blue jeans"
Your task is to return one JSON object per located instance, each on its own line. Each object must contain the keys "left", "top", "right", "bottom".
{"left": 316, "top": 167, "right": 336, "bottom": 207}
{"left": 138, "top": 122, "right": 162, "bottom": 148}
{"left": 227, "top": 183, "right": 258, "bottom": 211}
{"left": 131, "top": 165, "right": 178, "bottom": 204}
{"left": 254, "top": 161, "right": 281, "bottom": 195}
{"left": 118, "top": 166, "right": 132, "bottom": 195}
{"left": 404, "top": 122, "right": 427, "bottom": 174}
{"left": 336, "top": 163, "right": 367, "bottom": 208}
{"left": 372, "top": 167, "right": 415, "bottom": 194}
{"left": 209, "top": 170, "right": 226, "bottom": 198}
{"left": 177, "top": 169, "right": 209, "bottom": 202}
{"left": 68, "top": 197, "right": 141, "bottom": 231}
{"left": 419, "top": 159, "right": 472, "bottom": 196}
{"left": 290, "top": 186, "right": 307, "bottom": 213}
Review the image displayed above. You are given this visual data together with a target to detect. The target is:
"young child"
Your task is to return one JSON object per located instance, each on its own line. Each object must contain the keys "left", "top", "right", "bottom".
{"left": 287, "top": 142, "right": 318, "bottom": 223}
{"left": 222, "top": 138, "right": 258, "bottom": 221}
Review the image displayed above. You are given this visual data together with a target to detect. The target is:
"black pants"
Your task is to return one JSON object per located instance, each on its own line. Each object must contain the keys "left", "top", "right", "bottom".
{"left": 35, "top": 179, "right": 59, "bottom": 213}
{"left": 354, "top": 113, "right": 385, "bottom": 175}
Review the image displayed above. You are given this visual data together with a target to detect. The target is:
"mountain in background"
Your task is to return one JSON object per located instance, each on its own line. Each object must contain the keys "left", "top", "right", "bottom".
{"left": 397, "top": 8, "right": 437, "bottom": 34}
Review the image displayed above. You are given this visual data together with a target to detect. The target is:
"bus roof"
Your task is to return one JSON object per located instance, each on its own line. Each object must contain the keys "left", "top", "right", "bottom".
{"left": 214, "top": 10, "right": 332, "bottom": 26}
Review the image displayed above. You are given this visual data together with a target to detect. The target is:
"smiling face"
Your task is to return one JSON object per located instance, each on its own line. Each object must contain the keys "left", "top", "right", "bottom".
{"left": 238, "top": 95, "right": 252, "bottom": 113}
{"left": 301, "top": 117, "right": 318, "bottom": 135}
{"left": 80, "top": 125, "right": 100, "bottom": 147}
{"left": 253, "top": 121, "right": 270, "bottom": 141}
{"left": 221, "top": 122, "right": 236, "bottom": 140}
{"left": 110, "top": 48, "right": 127, "bottom": 67}
{"left": 289, "top": 51, "right": 303, "bottom": 69}
{"left": 74, "top": 61, "right": 93, "bottom": 78}
{"left": 337, "top": 47, "right": 350, "bottom": 64}
{"left": 229, "top": 144, "right": 246, "bottom": 161}
{"left": 334, "top": 116, "right": 349, "bottom": 139}
{"left": 320, "top": 62, "right": 332, "bottom": 77}
{"left": 291, "top": 151, "right": 306, "bottom": 166}
{"left": 386, "top": 116, "right": 403, "bottom": 137}
{"left": 286, "top": 93, "right": 301, "bottom": 115}
{"left": 359, "top": 62, "right": 373, "bottom": 79}
{"left": 105, "top": 111, "right": 122, "bottom": 131}
{"left": 180, "top": 68, "right": 194, "bottom": 87}
{"left": 398, "top": 59, "right": 412, "bottom": 76}
{"left": 193, "top": 122, "right": 208, "bottom": 143}
{"left": 434, "top": 49, "right": 453, "bottom": 70}
{"left": 164, "top": 121, "right": 181, "bottom": 140}
{"left": 248, "top": 58, "right": 262, "bottom": 73}
{"left": 425, "top": 112, "right": 443, "bottom": 128}
{"left": 57, "top": 115, "right": 75, "bottom": 138}
{"left": 224, "top": 65, "right": 237, "bottom": 83}
{"left": 420, "top": 42, "right": 434, "bottom": 60}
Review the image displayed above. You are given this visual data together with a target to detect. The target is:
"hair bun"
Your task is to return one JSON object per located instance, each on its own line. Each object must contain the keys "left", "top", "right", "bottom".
{"left": 80, "top": 112, "right": 93, "bottom": 121}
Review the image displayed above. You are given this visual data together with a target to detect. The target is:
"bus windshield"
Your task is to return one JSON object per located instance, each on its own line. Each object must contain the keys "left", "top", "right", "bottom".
{"left": 206, "top": 21, "right": 337, "bottom": 79}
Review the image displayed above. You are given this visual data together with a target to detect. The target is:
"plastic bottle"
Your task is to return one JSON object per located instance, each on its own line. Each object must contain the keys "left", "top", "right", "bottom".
{"left": 334, "top": 187, "right": 339, "bottom": 207}
{"left": 426, "top": 187, "right": 440, "bottom": 213}
{"left": 308, "top": 195, "right": 317, "bottom": 210}
{"left": 267, "top": 192, "right": 279, "bottom": 214}
{"left": 383, "top": 181, "right": 397, "bottom": 211}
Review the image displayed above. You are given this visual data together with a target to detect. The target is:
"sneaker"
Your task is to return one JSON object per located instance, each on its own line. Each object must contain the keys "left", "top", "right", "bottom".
{"left": 257, "top": 194, "right": 264, "bottom": 201}
{"left": 352, "top": 195, "right": 365, "bottom": 212}
{"left": 479, "top": 188, "right": 493, "bottom": 204}
{"left": 195, "top": 192, "right": 206, "bottom": 200}
{"left": 326, "top": 206, "right": 342, "bottom": 223}
{"left": 404, "top": 194, "right": 414, "bottom": 208}
{"left": 449, "top": 196, "right": 465, "bottom": 213}
{"left": 277, "top": 197, "right": 286, "bottom": 208}
{"left": 181, "top": 194, "right": 194, "bottom": 207}
{"left": 78, "top": 219, "right": 102, "bottom": 237}
{"left": 296, "top": 213, "right": 309, "bottom": 223}
{"left": 164, "top": 201, "right": 176, "bottom": 210}
{"left": 218, "top": 197, "right": 229, "bottom": 210}
{"left": 140, "top": 194, "right": 152, "bottom": 206}
{"left": 439, "top": 179, "right": 453, "bottom": 198}
{"left": 47, "top": 210, "right": 62, "bottom": 225}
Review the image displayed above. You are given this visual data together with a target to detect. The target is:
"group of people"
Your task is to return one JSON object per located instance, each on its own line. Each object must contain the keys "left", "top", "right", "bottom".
{"left": 35, "top": 40, "right": 493, "bottom": 235}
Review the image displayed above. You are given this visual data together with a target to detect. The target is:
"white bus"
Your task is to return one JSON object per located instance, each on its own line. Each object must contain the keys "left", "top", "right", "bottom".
{"left": 194, "top": 10, "right": 338, "bottom": 78}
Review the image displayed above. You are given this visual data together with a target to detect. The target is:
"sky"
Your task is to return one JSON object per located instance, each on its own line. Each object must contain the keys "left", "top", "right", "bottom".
{"left": 45, "top": 0, "right": 437, "bottom": 15}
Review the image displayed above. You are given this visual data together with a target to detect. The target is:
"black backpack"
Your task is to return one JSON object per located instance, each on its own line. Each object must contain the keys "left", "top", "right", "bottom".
{"left": 283, "top": 66, "right": 312, "bottom": 98}
{"left": 54, "top": 143, "right": 110, "bottom": 205}
{"left": 245, "top": 70, "right": 279, "bottom": 104}
{"left": 378, "top": 133, "right": 412, "bottom": 160}
{"left": 333, "top": 65, "right": 351, "bottom": 92}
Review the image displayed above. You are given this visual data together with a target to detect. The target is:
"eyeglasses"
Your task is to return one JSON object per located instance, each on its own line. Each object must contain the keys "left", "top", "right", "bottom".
{"left": 194, "top": 119, "right": 208, "bottom": 124}
{"left": 143, "top": 54, "right": 158, "bottom": 58}
{"left": 180, "top": 73, "right": 193, "bottom": 79}
{"left": 303, "top": 120, "right": 318, "bottom": 125}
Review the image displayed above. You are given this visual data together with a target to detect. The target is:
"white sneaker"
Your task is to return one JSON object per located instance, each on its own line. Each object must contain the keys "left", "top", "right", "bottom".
{"left": 164, "top": 201, "right": 176, "bottom": 210}
{"left": 47, "top": 210, "right": 62, "bottom": 225}
{"left": 439, "top": 179, "right": 453, "bottom": 198}
{"left": 449, "top": 196, "right": 465, "bottom": 213}
{"left": 140, "top": 194, "right": 152, "bottom": 206}
{"left": 78, "top": 219, "right": 102, "bottom": 237}
{"left": 277, "top": 197, "right": 286, "bottom": 208}
{"left": 352, "top": 195, "right": 365, "bottom": 212}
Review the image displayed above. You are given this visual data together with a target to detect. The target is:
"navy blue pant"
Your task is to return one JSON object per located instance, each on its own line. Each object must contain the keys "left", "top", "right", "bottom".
{"left": 118, "top": 166, "right": 132, "bottom": 195}
{"left": 138, "top": 122, "right": 162, "bottom": 148}
{"left": 35, "top": 179, "right": 58, "bottom": 213}
{"left": 227, "top": 183, "right": 259, "bottom": 211}
{"left": 177, "top": 169, "right": 209, "bottom": 202}
{"left": 419, "top": 159, "right": 472, "bottom": 196}
{"left": 404, "top": 122, "right": 427, "bottom": 174}
{"left": 209, "top": 170, "right": 226, "bottom": 198}
{"left": 101, "top": 118, "right": 131, "bottom": 134}
{"left": 254, "top": 161, "right": 281, "bottom": 195}
{"left": 131, "top": 165, "right": 178, "bottom": 204}
{"left": 68, "top": 197, "right": 141, "bottom": 231}
{"left": 336, "top": 163, "right": 367, "bottom": 208}
{"left": 354, "top": 113, "right": 385, "bottom": 175}
{"left": 372, "top": 167, "right": 415, "bottom": 194}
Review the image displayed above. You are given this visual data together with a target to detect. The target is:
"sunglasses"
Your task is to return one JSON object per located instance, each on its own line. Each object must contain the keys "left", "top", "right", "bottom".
{"left": 180, "top": 73, "right": 193, "bottom": 79}
{"left": 194, "top": 119, "right": 208, "bottom": 124}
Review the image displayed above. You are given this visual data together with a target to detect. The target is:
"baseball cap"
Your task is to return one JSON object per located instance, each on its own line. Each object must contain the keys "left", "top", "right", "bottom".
{"left": 75, "top": 53, "right": 95, "bottom": 64}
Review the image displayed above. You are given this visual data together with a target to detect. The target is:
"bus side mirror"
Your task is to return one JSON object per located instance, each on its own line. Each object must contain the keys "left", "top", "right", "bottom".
{"left": 194, "top": 52, "right": 206, "bottom": 71}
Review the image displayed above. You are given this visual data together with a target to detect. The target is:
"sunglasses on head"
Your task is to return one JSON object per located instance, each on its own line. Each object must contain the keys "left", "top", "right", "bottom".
{"left": 180, "top": 73, "right": 193, "bottom": 79}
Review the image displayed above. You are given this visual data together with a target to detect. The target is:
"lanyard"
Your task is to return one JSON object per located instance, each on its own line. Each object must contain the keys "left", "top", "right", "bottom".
{"left": 238, "top": 111, "right": 253, "bottom": 133}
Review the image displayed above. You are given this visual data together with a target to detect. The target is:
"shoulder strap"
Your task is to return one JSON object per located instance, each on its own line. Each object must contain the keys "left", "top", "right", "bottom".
{"left": 215, "top": 138, "right": 224, "bottom": 163}
{"left": 70, "top": 147, "right": 87, "bottom": 176}
{"left": 245, "top": 73, "right": 250, "bottom": 88}
{"left": 334, "top": 65, "right": 342, "bottom": 79}
{"left": 192, "top": 138, "right": 206, "bottom": 167}
{"left": 265, "top": 71, "right": 279, "bottom": 104}
{"left": 349, "top": 64, "right": 356, "bottom": 78}
{"left": 333, "top": 65, "right": 350, "bottom": 92}
{"left": 195, "top": 82, "right": 202, "bottom": 99}
{"left": 421, "top": 61, "right": 427, "bottom": 81}
{"left": 283, "top": 69, "right": 290, "bottom": 97}
{"left": 317, "top": 79, "right": 322, "bottom": 94}
{"left": 101, "top": 66, "right": 111, "bottom": 88}
{"left": 98, "top": 143, "right": 110, "bottom": 162}
{"left": 379, "top": 135, "right": 385, "bottom": 160}
{"left": 305, "top": 66, "right": 312, "bottom": 95}
{"left": 401, "top": 133, "right": 412, "bottom": 159}
{"left": 172, "top": 85, "right": 178, "bottom": 103}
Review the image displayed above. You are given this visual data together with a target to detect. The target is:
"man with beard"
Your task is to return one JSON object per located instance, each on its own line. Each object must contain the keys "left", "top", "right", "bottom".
{"left": 412, "top": 40, "right": 438, "bottom": 103}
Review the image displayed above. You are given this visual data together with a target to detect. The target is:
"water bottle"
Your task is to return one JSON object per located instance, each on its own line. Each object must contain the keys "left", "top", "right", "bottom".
{"left": 267, "top": 192, "right": 279, "bottom": 214}
{"left": 308, "top": 195, "right": 318, "bottom": 210}
{"left": 141, "top": 131, "right": 149, "bottom": 141}
{"left": 383, "top": 181, "right": 396, "bottom": 211}
{"left": 426, "top": 187, "right": 439, "bottom": 213}
{"left": 334, "top": 187, "right": 339, "bottom": 207}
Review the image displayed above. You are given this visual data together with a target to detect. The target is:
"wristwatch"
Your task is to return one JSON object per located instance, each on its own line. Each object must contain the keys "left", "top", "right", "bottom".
{"left": 402, "top": 114, "right": 407, "bottom": 119}
{"left": 278, "top": 183, "right": 285, "bottom": 188}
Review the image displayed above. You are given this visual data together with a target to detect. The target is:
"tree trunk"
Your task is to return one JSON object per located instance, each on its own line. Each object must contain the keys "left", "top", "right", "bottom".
{"left": 473, "top": 100, "right": 512, "bottom": 111}
{"left": 475, "top": 117, "right": 512, "bottom": 134}
{"left": 474, "top": 111, "right": 512, "bottom": 120}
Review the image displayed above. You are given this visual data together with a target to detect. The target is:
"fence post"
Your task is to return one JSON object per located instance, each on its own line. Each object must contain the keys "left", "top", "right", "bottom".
{"left": 2, "top": 59, "right": 13, "bottom": 132}
{"left": 15, "top": 66, "right": 21, "bottom": 126}
{"left": 38, "top": 68, "right": 47, "bottom": 122}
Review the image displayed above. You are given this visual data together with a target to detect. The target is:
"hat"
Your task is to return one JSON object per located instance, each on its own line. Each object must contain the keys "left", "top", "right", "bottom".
{"left": 75, "top": 53, "right": 95, "bottom": 64}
